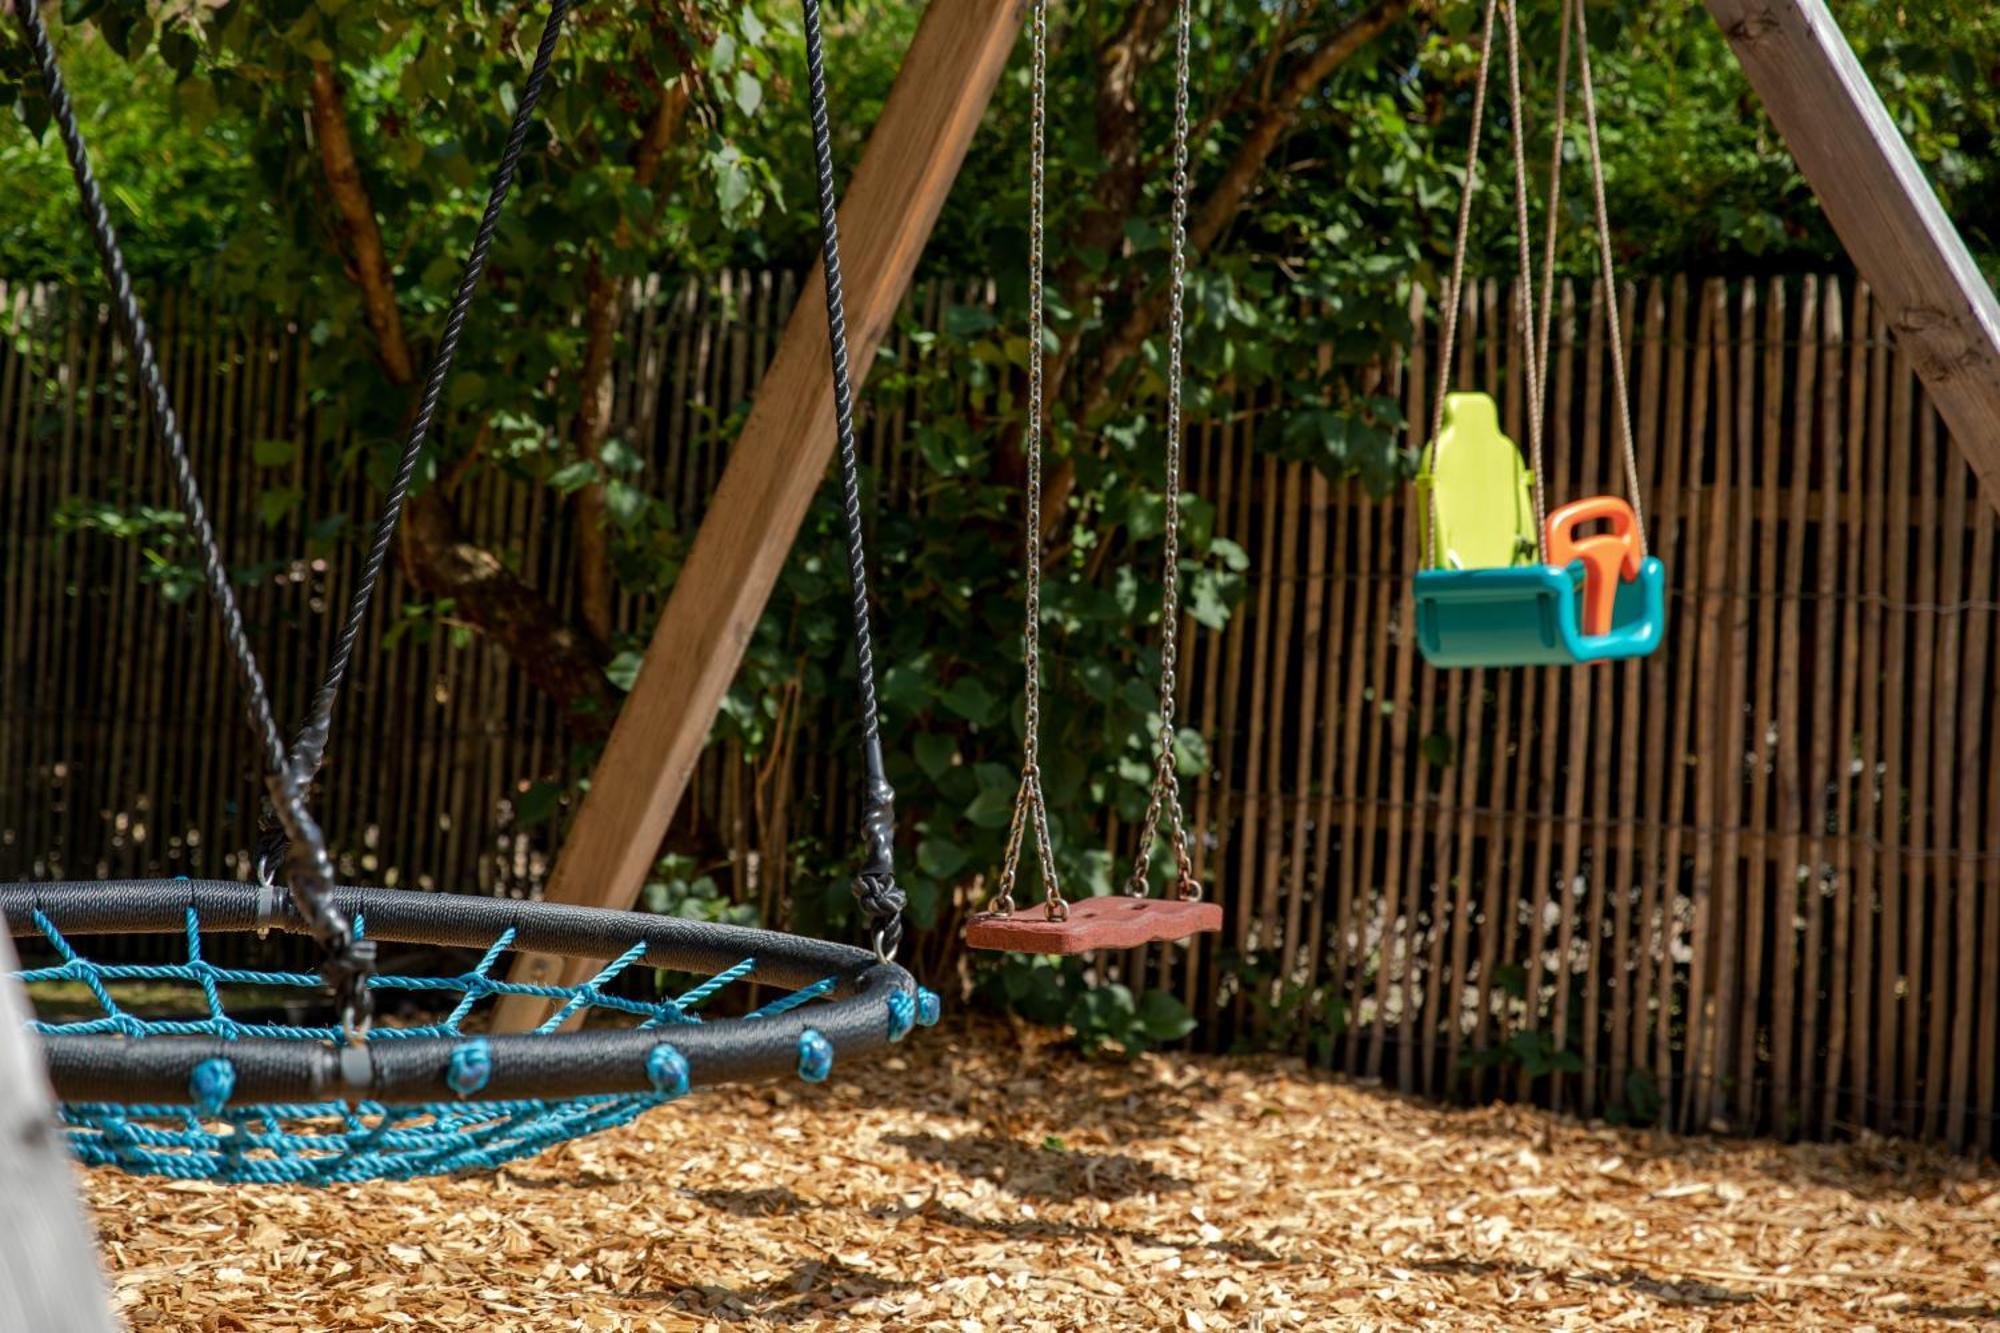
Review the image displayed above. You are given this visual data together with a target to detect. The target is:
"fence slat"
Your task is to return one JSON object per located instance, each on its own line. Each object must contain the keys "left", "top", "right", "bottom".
{"left": 5, "top": 270, "right": 1997, "bottom": 1156}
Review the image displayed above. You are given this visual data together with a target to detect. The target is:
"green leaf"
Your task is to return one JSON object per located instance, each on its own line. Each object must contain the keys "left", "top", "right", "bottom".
{"left": 599, "top": 437, "right": 645, "bottom": 475}
{"left": 1137, "top": 988, "right": 1196, "bottom": 1043}
{"left": 605, "top": 479, "right": 645, "bottom": 527}
{"left": 515, "top": 780, "right": 561, "bottom": 828}
{"left": 913, "top": 733, "right": 957, "bottom": 780}
{"left": 734, "top": 70, "right": 762, "bottom": 117}
{"left": 256, "top": 486, "right": 302, "bottom": 528}
{"left": 938, "top": 675, "right": 1000, "bottom": 726}
{"left": 916, "top": 837, "right": 969, "bottom": 880}
{"left": 549, "top": 460, "right": 599, "bottom": 494}
{"left": 252, "top": 438, "right": 297, "bottom": 468}
{"left": 605, "top": 651, "right": 643, "bottom": 691}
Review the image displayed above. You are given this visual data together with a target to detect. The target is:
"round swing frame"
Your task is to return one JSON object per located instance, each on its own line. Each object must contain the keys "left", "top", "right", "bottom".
{"left": 9, "top": 0, "right": 923, "bottom": 1185}
{"left": 9, "top": 881, "right": 925, "bottom": 1107}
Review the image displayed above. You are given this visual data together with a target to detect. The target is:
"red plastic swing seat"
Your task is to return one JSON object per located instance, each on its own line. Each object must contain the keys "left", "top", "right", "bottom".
{"left": 963, "top": 895, "right": 1223, "bottom": 955}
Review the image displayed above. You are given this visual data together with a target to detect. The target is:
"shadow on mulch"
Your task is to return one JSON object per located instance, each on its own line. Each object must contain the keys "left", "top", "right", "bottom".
{"left": 631, "top": 1255, "right": 910, "bottom": 1325}
{"left": 684, "top": 1183, "right": 1280, "bottom": 1265}
{"left": 1192, "top": 1043, "right": 1997, "bottom": 1208}
{"left": 882, "top": 1129, "right": 1191, "bottom": 1201}
{"left": 1913, "top": 1301, "right": 2000, "bottom": 1323}
{"left": 832, "top": 1015, "right": 1991, "bottom": 1219}
{"left": 1415, "top": 1257, "right": 1756, "bottom": 1308}
{"left": 871, "top": 1195, "right": 1282, "bottom": 1265}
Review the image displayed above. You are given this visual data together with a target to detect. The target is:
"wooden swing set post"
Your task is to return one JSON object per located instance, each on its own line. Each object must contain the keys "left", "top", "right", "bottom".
{"left": 491, "top": 0, "right": 1024, "bottom": 1031}
{"left": 0, "top": 927, "right": 118, "bottom": 1333}
{"left": 1705, "top": 0, "right": 2000, "bottom": 499}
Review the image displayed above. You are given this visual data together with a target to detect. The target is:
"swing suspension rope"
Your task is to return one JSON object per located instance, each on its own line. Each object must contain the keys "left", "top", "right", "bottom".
{"left": 995, "top": 0, "right": 1201, "bottom": 922}
{"left": 803, "top": 0, "right": 905, "bottom": 960}
{"left": 12, "top": 0, "right": 576, "bottom": 1034}
{"left": 18, "top": 0, "right": 901, "bottom": 1021}
{"left": 1427, "top": 0, "right": 1647, "bottom": 563}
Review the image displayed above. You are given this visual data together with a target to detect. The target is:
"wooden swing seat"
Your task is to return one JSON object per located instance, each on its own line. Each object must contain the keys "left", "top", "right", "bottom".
{"left": 963, "top": 895, "right": 1223, "bottom": 955}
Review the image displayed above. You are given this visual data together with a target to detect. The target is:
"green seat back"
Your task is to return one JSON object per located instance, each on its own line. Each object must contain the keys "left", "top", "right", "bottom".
{"left": 1414, "top": 392, "right": 1537, "bottom": 570}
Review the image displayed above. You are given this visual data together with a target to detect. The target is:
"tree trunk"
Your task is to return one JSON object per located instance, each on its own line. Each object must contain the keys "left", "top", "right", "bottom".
{"left": 310, "top": 61, "right": 416, "bottom": 387}
{"left": 402, "top": 490, "right": 619, "bottom": 738}
{"left": 574, "top": 81, "right": 692, "bottom": 646}
{"left": 307, "top": 58, "right": 619, "bottom": 732}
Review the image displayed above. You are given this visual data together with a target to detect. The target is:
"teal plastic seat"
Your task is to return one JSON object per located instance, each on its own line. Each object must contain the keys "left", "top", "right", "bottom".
{"left": 1414, "top": 556, "right": 1667, "bottom": 667}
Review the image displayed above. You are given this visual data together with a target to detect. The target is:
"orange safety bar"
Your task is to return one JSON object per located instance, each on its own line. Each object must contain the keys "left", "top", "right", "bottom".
{"left": 1544, "top": 496, "right": 1642, "bottom": 636}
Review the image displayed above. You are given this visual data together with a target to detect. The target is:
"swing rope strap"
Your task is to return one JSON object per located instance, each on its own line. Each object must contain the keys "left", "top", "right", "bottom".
{"left": 260, "top": 0, "right": 577, "bottom": 888}
{"left": 1572, "top": 0, "right": 1648, "bottom": 553}
{"left": 1427, "top": 0, "right": 1649, "bottom": 566}
{"left": 1426, "top": 0, "right": 1503, "bottom": 561}
{"left": 23, "top": 0, "right": 574, "bottom": 1030}
{"left": 801, "top": 0, "right": 904, "bottom": 957}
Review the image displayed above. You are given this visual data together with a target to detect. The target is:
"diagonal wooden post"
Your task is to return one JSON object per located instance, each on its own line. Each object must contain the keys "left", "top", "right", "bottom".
{"left": 493, "top": 0, "right": 1022, "bottom": 1029}
{"left": 0, "top": 926, "right": 119, "bottom": 1333}
{"left": 1706, "top": 0, "right": 2000, "bottom": 502}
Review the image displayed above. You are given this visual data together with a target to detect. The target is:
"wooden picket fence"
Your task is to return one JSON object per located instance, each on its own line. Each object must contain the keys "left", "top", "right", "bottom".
{"left": 0, "top": 271, "right": 1994, "bottom": 1157}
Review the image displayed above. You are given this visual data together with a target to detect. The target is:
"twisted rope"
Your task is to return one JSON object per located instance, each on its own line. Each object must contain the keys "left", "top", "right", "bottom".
{"left": 17, "top": 0, "right": 358, "bottom": 1000}
{"left": 20, "top": 0, "right": 574, "bottom": 1029}
{"left": 288, "top": 0, "right": 575, "bottom": 789}
{"left": 801, "top": 0, "right": 903, "bottom": 956}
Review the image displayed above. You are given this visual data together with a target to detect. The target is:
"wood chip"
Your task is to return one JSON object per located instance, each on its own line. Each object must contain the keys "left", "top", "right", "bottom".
{"left": 79, "top": 1017, "right": 1998, "bottom": 1330}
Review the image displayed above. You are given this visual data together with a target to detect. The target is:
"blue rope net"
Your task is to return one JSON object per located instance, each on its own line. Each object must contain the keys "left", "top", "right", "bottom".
{"left": 16, "top": 907, "right": 857, "bottom": 1184}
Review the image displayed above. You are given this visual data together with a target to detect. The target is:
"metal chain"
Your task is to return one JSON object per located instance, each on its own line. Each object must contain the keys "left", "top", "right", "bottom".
{"left": 1573, "top": 0, "right": 1649, "bottom": 555}
{"left": 801, "top": 0, "right": 904, "bottom": 956}
{"left": 1123, "top": 0, "right": 1200, "bottom": 902}
{"left": 258, "top": 0, "right": 575, "bottom": 888}
{"left": 1424, "top": 0, "right": 1500, "bottom": 568}
{"left": 994, "top": 0, "right": 1065, "bottom": 921}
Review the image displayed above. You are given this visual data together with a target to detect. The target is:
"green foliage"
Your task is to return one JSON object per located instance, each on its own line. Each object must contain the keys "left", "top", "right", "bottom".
{"left": 5, "top": 0, "right": 1996, "bottom": 1049}
{"left": 984, "top": 954, "right": 1197, "bottom": 1056}
{"left": 641, "top": 852, "right": 759, "bottom": 927}
{"left": 1227, "top": 952, "right": 1349, "bottom": 1068}
{"left": 53, "top": 497, "right": 200, "bottom": 601}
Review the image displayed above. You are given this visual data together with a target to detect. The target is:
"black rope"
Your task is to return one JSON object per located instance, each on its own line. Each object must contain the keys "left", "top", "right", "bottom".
{"left": 287, "top": 0, "right": 573, "bottom": 793}
{"left": 257, "top": 0, "right": 574, "bottom": 884}
{"left": 15, "top": 0, "right": 363, "bottom": 1009}
{"left": 19, "top": 0, "right": 572, "bottom": 1028}
{"left": 801, "top": 0, "right": 903, "bottom": 957}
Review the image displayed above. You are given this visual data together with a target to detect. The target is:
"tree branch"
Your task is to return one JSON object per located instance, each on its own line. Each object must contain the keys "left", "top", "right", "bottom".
{"left": 310, "top": 61, "right": 416, "bottom": 387}
{"left": 306, "top": 57, "right": 617, "bottom": 733}
{"left": 1078, "top": 0, "right": 1414, "bottom": 424}
{"left": 575, "top": 78, "right": 693, "bottom": 647}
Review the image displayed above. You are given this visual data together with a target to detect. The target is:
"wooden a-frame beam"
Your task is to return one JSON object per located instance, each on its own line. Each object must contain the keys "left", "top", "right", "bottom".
{"left": 1707, "top": 0, "right": 2000, "bottom": 503}
{"left": 0, "top": 927, "right": 118, "bottom": 1333}
{"left": 493, "top": 0, "right": 1022, "bottom": 1029}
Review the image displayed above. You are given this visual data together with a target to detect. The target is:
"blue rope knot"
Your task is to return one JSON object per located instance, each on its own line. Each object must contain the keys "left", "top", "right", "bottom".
{"left": 445, "top": 1038, "right": 493, "bottom": 1097}
{"left": 916, "top": 986, "right": 942, "bottom": 1027}
{"left": 797, "top": 1029, "right": 834, "bottom": 1083}
{"left": 190, "top": 1057, "right": 236, "bottom": 1116}
{"left": 645, "top": 1043, "right": 690, "bottom": 1099}
{"left": 886, "top": 989, "right": 915, "bottom": 1042}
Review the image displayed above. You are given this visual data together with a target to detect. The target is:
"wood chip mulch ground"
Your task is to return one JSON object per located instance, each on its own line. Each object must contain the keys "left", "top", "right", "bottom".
{"left": 82, "top": 1017, "right": 1998, "bottom": 1331}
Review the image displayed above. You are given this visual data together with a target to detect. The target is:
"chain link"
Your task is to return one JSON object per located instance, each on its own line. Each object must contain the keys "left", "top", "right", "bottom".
{"left": 994, "top": 0, "right": 1065, "bottom": 921}
{"left": 1123, "top": 0, "right": 1200, "bottom": 903}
